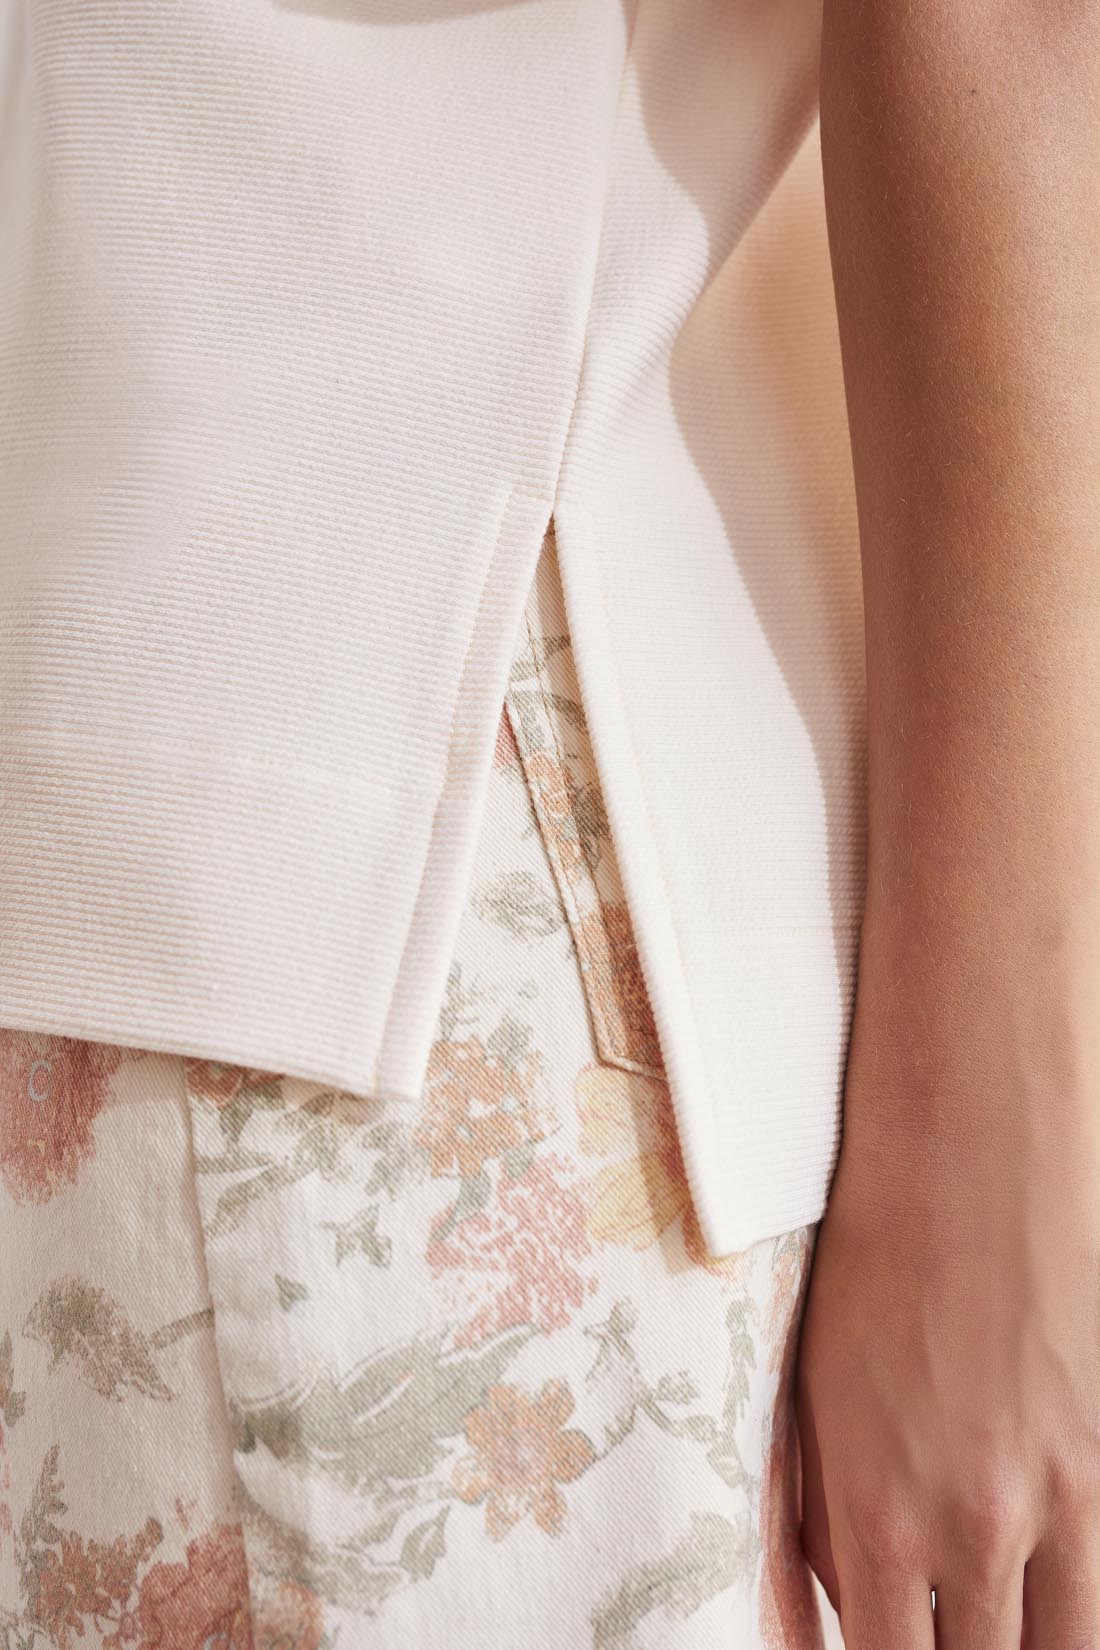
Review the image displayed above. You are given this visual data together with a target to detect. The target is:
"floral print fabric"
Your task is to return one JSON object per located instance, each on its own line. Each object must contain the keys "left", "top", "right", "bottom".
{"left": 0, "top": 527, "right": 841, "bottom": 1648}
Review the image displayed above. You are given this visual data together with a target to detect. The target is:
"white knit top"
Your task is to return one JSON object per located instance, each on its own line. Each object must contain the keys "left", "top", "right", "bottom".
{"left": 0, "top": 0, "right": 866, "bottom": 1255}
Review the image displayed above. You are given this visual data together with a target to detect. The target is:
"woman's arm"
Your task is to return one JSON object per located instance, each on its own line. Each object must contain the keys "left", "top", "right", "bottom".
{"left": 800, "top": 2, "right": 1100, "bottom": 1643}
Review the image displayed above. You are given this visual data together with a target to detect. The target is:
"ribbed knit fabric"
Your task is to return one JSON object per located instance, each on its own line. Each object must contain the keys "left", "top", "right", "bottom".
{"left": 0, "top": 0, "right": 865, "bottom": 1256}
{"left": 555, "top": 0, "right": 867, "bottom": 1249}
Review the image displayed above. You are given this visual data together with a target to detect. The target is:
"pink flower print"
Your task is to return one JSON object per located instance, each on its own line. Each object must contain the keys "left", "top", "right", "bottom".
{"left": 0, "top": 1032, "right": 123, "bottom": 1203}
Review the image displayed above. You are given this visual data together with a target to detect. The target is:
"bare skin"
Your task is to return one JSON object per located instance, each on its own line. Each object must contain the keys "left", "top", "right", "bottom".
{"left": 798, "top": 2, "right": 1100, "bottom": 1643}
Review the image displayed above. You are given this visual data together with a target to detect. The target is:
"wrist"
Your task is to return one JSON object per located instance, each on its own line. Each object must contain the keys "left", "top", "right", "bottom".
{"left": 838, "top": 905, "right": 1100, "bottom": 1180}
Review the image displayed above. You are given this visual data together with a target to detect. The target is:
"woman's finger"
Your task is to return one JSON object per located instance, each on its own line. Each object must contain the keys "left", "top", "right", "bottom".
{"left": 1022, "top": 1517, "right": 1100, "bottom": 1649}
{"left": 832, "top": 1566, "right": 935, "bottom": 1650}
{"left": 929, "top": 1564, "right": 1024, "bottom": 1650}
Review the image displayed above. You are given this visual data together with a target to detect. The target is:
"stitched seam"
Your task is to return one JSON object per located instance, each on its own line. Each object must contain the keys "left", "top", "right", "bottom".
{"left": 511, "top": 610, "right": 619, "bottom": 1066}
{"left": 0, "top": 723, "right": 439, "bottom": 802}
{"left": 173, "top": 1056, "right": 259, "bottom": 1606}
{"left": 531, "top": 623, "right": 649, "bottom": 1075}
{"left": 513, "top": 594, "right": 662, "bottom": 1077}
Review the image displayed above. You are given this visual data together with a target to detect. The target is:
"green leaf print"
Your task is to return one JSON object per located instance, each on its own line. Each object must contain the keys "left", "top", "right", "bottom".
{"left": 276, "top": 1275, "right": 310, "bottom": 1310}
{"left": 500, "top": 1141, "right": 536, "bottom": 1181}
{"left": 22, "top": 1279, "right": 174, "bottom": 1402}
{"left": 485, "top": 1013, "right": 534, "bottom": 1068}
{"left": 204, "top": 1115, "right": 356, "bottom": 1238}
{"left": 399, "top": 1507, "right": 449, "bottom": 1580}
{"left": 230, "top": 1324, "right": 536, "bottom": 1492}
{"left": 473, "top": 870, "right": 564, "bottom": 938}
{"left": 0, "top": 1330, "right": 26, "bottom": 1429}
{"left": 361, "top": 1119, "right": 426, "bottom": 1201}
{"left": 239, "top": 1482, "right": 409, "bottom": 1617}
{"left": 323, "top": 1205, "right": 392, "bottom": 1268}
{"left": 705, "top": 1295, "right": 759, "bottom": 1496}
{"left": 16, "top": 1445, "right": 67, "bottom": 1614}
{"left": 506, "top": 634, "right": 570, "bottom": 686}
{"left": 454, "top": 1168, "right": 491, "bottom": 1219}
{"left": 591, "top": 1511, "right": 756, "bottom": 1649}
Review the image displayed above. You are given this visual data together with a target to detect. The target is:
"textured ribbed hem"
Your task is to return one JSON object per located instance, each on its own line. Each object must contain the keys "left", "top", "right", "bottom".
{"left": 555, "top": 499, "right": 859, "bottom": 1256}
{"left": 0, "top": 487, "right": 556, "bottom": 1106}
{"left": 687, "top": 923, "right": 858, "bottom": 1247}
{"left": 0, "top": 728, "right": 432, "bottom": 1095}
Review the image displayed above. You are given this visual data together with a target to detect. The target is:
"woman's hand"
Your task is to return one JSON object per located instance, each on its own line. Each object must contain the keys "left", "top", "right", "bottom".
{"left": 796, "top": 911, "right": 1100, "bottom": 1645}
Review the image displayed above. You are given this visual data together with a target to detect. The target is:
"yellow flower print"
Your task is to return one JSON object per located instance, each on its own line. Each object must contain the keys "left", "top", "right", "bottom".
{"left": 576, "top": 1064, "right": 689, "bottom": 1251}
{"left": 576, "top": 1064, "right": 752, "bottom": 1277}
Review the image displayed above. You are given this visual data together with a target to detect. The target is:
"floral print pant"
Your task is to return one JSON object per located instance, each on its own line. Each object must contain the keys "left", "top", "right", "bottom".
{"left": 0, "top": 528, "right": 842, "bottom": 1649}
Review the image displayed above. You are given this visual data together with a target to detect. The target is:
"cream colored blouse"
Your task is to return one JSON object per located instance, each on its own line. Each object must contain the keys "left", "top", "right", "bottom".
{"left": 0, "top": 0, "right": 866, "bottom": 1255}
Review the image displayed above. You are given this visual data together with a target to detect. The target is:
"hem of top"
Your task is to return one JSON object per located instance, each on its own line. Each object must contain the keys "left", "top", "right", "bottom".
{"left": 0, "top": 722, "right": 443, "bottom": 805}
{"left": 551, "top": 499, "right": 732, "bottom": 1217}
{"left": 551, "top": 496, "right": 856, "bottom": 1259}
{"left": 0, "top": 1004, "right": 410, "bottom": 1109}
